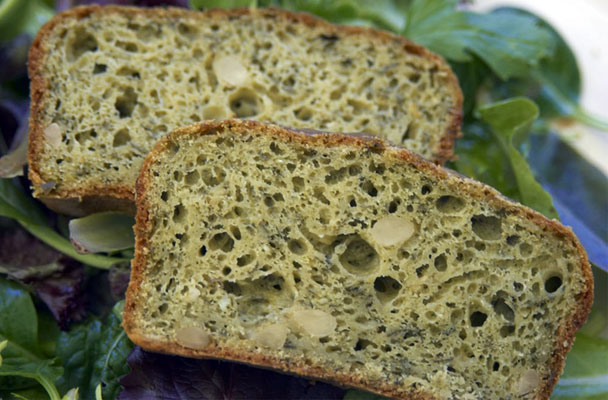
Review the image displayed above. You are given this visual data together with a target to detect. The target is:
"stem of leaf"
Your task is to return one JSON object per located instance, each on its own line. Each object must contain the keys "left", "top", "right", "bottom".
{"left": 18, "top": 219, "right": 127, "bottom": 270}
{"left": 572, "top": 107, "right": 608, "bottom": 132}
{"left": 37, "top": 375, "right": 61, "bottom": 400}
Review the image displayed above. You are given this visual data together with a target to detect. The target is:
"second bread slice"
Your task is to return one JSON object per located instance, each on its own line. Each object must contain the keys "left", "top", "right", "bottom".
{"left": 28, "top": 5, "right": 462, "bottom": 215}
{"left": 124, "top": 120, "right": 592, "bottom": 400}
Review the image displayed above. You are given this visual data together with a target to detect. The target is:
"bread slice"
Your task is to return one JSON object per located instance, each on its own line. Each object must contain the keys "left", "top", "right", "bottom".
{"left": 124, "top": 120, "right": 592, "bottom": 400}
{"left": 27, "top": 5, "right": 462, "bottom": 216}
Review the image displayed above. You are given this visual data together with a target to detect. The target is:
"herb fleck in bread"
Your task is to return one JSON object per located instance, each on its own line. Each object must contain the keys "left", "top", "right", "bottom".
{"left": 124, "top": 120, "right": 592, "bottom": 400}
{"left": 28, "top": 5, "right": 462, "bottom": 215}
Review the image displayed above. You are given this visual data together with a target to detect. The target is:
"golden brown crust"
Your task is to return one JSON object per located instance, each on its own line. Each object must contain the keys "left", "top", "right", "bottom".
{"left": 124, "top": 119, "right": 592, "bottom": 400}
{"left": 27, "top": 4, "right": 462, "bottom": 215}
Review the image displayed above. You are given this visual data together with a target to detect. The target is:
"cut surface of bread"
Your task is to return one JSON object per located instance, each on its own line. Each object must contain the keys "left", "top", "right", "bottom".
{"left": 124, "top": 120, "right": 592, "bottom": 400}
{"left": 28, "top": 5, "right": 462, "bottom": 215}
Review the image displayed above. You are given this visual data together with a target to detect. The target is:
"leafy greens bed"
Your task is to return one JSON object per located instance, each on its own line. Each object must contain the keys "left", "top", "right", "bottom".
{"left": 0, "top": 0, "right": 606, "bottom": 399}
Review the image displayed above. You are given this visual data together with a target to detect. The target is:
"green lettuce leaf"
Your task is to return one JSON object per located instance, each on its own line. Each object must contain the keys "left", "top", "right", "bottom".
{"left": 0, "top": 278, "right": 63, "bottom": 399}
{"left": 403, "top": 0, "right": 554, "bottom": 80}
{"left": 0, "top": 178, "right": 129, "bottom": 269}
{"left": 56, "top": 301, "right": 133, "bottom": 400}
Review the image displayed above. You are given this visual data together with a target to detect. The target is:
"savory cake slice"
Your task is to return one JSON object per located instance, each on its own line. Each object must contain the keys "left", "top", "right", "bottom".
{"left": 28, "top": 5, "right": 462, "bottom": 215}
{"left": 124, "top": 120, "right": 592, "bottom": 400}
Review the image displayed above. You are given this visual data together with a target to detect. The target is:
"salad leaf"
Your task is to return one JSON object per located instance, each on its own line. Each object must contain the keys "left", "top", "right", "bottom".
{"left": 0, "top": 278, "right": 63, "bottom": 399}
{"left": 553, "top": 334, "right": 608, "bottom": 399}
{"left": 56, "top": 0, "right": 190, "bottom": 11}
{"left": 108, "top": 263, "right": 131, "bottom": 300}
{"left": 56, "top": 301, "right": 132, "bottom": 400}
{"left": 0, "top": 178, "right": 130, "bottom": 269}
{"left": 0, "top": 229, "right": 87, "bottom": 328}
{"left": 403, "top": 0, "right": 554, "bottom": 80}
{"left": 453, "top": 98, "right": 558, "bottom": 219}
{"left": 69, "top": 212, "right": 135, "bottom": 254}
{"left": 488, "top": 8, "right": 608, "bottom": 131}
{"left": 119, "top": 346, "right": 345, "bottom": 399}
{"left": 0, "top": 0, "right": 53, "bottom": 41}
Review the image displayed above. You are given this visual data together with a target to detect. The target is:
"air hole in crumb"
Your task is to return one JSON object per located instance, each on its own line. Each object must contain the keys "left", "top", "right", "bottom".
{"left": 288, "top": 239, "right": 307, "bottom": 255}
{"left": 67, "top": 28, "right": 97, "bottom": 61}
{"left": 470, "top": 311, "right": 487, "bottom": 327}
{"left": 354, "top": 339, "right": 375, "bottom": 351}
{"left": 172, "top": 204, "right": 186, "bottom": 223}
{"left": 292, "top": 177, "right": 305, "bottom": 192}
{"left": 500, "top": 325, "right": 515, "bottom": 337}
{"left": 421, "top": 185, "right": 432, "bottom": 195}
{"left": 388, "top": 200, "right": 399, "bottom": 213}
{"left": 200, "top": 246, "right": 207, "bottom": 256}
{"left": 115, "top": 87, "right": 138, "bottom": 118}
{"left": 434, "top": 254, "right": 447, "bottom": 271}
{"left": 471, "top": 215, "right": 502, "bottom": 240}
{"left": 492, "top": 295, "right": 515, "bottom": 322}
{"left": 294, "top": 107, "right": 313, "bottom": 121}
{"left": 112, "top": 129, "right": 130, "bottom": 147}
{"left": 209, "top": 233, "right": 234, "bottom": 252}
{"left": 269, "top": 142, "right": 283, "bottom": 155}
{"left": 185, "top": 170, "right": 200, "bottom": 185}
{"left": 160, "top": 191, "right": 168, "bottom": 201}
{"left": 222, "top": 267, "right": 232, "bottom": 276}
{"left": 545, "top": 276, "right": 562, "bottom": 293}
{"left": 117, "top": 41, "right": 138, "bottom": 52}
{"left": 520, "top": 242, "right": 533, "bottom": 256}
{"left": 374, "top": 276, "right": 402, "bottom": 303}
{"left": 237, "top": 254, "right": 254, "bottom": 266}
{"left": 93, "top": 63, "right": 107, "bottom": 74}
{"left": 229, "top": 88, "right": 260, "bottom": 118}
{"left": 361, "top": 181, "right": 378, "bottom": 197}
{"left": 339, "top": 235, "right": 379, "bottom": 275}
{"left": 492, "top": 362, "right": 500, "bottom": 371}
{"left": 223, "top": 281, "right": 241, "bottom": 295}
{"left": 506, "top": 235, "right": 520, "bottom": 246}
{"left": 436, "top": 195, "right": 465, "bottom": 213}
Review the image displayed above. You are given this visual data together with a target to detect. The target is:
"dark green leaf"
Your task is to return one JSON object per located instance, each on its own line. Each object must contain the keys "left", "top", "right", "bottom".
{"left": 0, "top": 278, "right": 63, "bottom": 398}
{"left": 69, "top": 212, "right": 135, "bottom": 254}
{"left": 404, "top": 0, "right": 554, "bottom": 80}
{"left": 477, "top": 98, "right": 558, "bottom": 218}
{"left": 57, "top": 301, "right": 133, "bottom": 400}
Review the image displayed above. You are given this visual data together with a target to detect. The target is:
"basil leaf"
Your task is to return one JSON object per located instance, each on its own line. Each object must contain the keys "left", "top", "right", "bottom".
{"left": 69, "top": 212, "right": 135, "bottom": 254}
{"left": 0, "top": 178, "right": 130, "bottom": 269}
{"left": 0, "top": 278, "right": 63, "bottom": 399}
{"left": 485, "top": 8, "right": 607, "bottom": 130}
{"left": 56, "top": 301, "right": 133, "bottom": 400}
{"left": 404, "top": 0, "right": 554, "bottom": 80}
{"left": 477, "top": 98, "right": 558, "bottom": 219}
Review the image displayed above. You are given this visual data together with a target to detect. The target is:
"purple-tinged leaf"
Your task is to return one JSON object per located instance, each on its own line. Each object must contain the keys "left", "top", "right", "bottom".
{"left": 119, "top": 346, "right": 345, "bottom": 400}
{"left": 0, "top": 229, "right": 87, "bottom": 329}
{"left": 56, "top": 0, "right": 190, "bottom": 11}
{"left": 109, "top": 262, "right": 131, "bottom": 300}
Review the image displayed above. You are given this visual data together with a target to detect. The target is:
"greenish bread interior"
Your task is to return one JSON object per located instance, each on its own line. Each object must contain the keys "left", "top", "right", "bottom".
{"left": 127, "top": 123, "right": 589, "bottom": 400}
{"left": 31, "top": 6, "right": 459, "bottom": 199}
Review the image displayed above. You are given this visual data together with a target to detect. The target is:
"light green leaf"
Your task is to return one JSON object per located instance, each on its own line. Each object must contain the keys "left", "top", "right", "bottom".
{"left": 0, "top": 179, "right": 130, "bottom": 269}
{"left": 554, "top": 335, "right": 608, "bottom": 399}
{"left": 478, "top": 98, "right": 558, "bottom": 218}
{"left": 69, "top": 212, "right": 135, "bottom": 254}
